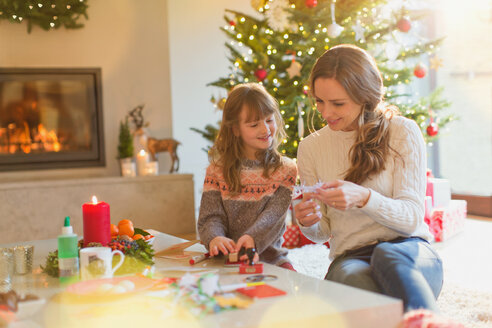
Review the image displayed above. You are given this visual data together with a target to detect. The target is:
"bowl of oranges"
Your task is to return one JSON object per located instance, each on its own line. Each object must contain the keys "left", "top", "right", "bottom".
{"left": 111, "top": 219, "right": 155, "bottom": 245}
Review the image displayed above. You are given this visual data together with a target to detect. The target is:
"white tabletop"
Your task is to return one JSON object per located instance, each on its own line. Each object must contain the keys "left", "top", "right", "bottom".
{"left": 2, "top": 230, "right": 403, "bottom": 328}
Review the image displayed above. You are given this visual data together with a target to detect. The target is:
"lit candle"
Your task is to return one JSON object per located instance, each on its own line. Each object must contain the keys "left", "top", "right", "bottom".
{"left": 145, "top": 161, "right": 159, "bottom": 176}
{"left": 136, "top": 149, "right": 149, "bottom": 176}
{"left": 121, "top": 161, "right": 136, "bottom": 177}
{"left": 82, "top": 195, "right": 111, "bottom": 246}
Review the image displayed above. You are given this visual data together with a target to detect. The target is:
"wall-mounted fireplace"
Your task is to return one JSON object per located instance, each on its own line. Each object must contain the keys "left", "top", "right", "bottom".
{"left": 0, "top": 68, "right": 105, "bottom": 171}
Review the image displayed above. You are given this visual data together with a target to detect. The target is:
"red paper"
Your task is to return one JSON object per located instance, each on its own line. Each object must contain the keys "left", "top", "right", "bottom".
{"left": 237, "top": 284, "right": 286, "bottom": 298}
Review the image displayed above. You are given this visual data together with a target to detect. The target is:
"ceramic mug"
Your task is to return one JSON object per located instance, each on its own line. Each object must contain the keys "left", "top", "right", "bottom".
{"left": 80, "top": 247, "right": 124, "bottom": 280}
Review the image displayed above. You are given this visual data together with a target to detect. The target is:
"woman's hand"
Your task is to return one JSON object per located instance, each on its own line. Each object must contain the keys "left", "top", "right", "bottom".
{"left": 235, "top": 234, "right": 259, "bottom": 263}
{"left": 313, "top": 180, "right": 370, "bottom": 210}
{"left": 294, "top": 193, "right": 322, "bottom": 227}
{"left": 209, "top": 236, "right": 236, "bottom": 256}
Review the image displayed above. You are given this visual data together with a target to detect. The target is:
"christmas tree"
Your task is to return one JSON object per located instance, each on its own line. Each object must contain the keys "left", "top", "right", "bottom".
{"left": 0, "top": 0, "right": 89, "bottom": 33}
{"left": 192, "top": 0, "right": 455, "bottom": 159}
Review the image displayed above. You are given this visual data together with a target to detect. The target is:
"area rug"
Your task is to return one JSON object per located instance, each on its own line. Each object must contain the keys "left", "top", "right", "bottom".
{"left": 287, "top": 244, "right": 492, "bottom": 328}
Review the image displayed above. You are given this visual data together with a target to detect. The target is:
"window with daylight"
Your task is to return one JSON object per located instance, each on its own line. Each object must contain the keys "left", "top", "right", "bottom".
{"left": 428, "top": 0, "right": 492, "bottom": 214}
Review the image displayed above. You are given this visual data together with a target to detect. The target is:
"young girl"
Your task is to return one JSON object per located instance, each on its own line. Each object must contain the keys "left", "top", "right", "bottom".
{"left": 294, "top": 45, "right": 443, "bottom": 312}
{"left": 197, "top": 83, "right": 297, "bottom": 270}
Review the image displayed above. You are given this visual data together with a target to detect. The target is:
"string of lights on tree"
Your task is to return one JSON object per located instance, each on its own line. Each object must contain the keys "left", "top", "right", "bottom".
{"left": 0, "top": 0, "right": 88, "bottom": 33}
{"left": 192, "top": 0, "right": 455, "bottom": 159}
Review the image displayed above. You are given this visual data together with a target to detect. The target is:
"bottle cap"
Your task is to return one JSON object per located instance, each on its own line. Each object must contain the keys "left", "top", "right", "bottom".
{"left": 62, "top": 216, "right": 73, "bottom": 235}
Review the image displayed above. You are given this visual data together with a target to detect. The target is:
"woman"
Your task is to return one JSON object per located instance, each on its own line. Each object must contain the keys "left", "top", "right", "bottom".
{"left": 294, "top": 44, "right": 443, "bottom": 312}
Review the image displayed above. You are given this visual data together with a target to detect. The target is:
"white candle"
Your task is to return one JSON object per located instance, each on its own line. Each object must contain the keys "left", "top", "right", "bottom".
{"left": 145, "top": 161, "right": 159, "bottom": 176}
{"left": 121, "top": 161, "right": 136, "bottom": 177}
{"left": 136, "top": 150, "right": 149, "bottom": 176}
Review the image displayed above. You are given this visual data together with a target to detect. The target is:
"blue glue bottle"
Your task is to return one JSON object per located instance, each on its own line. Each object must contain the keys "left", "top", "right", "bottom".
{"left": 58, "top": 216, "right": 79, "bottom": 283}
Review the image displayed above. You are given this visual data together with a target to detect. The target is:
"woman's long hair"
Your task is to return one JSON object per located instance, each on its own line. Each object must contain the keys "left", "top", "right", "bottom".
{"left": 309, "top": 44, "right": 400, "bottom": 184}
{"left": 209, "top": 83, "right": 286, "bottom": 194}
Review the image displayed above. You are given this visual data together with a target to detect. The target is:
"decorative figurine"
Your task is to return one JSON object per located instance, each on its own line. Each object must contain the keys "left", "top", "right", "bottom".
{"left": 147, "top": 137, "right": 180, "bottom": 173}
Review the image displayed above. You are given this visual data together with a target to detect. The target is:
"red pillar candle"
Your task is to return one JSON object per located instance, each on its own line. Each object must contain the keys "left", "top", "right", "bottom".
{"left": 82, "top": 196, "right": 111, "bottom": 246}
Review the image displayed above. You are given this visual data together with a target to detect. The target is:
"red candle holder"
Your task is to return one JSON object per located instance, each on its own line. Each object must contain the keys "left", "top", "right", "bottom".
{"left": 82, "top": 196, "right": 111, "bottom": 246}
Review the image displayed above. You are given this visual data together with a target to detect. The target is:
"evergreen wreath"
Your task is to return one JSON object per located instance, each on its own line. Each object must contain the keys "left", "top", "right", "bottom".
{"left": 0, "top": 0, "right": 89, "bottom": 33}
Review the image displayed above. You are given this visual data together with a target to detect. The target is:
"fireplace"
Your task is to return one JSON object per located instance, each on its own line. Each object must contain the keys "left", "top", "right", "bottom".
{"left": 0, "top": 68, "right": 105, "bottom": 171}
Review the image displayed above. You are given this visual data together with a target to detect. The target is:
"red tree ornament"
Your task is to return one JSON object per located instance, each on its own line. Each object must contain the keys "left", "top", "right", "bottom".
{"left": 426, "top": 122, "right": 439, "bottom": 137}
{"left": 397, "top": 17, "right": 411, "bottom": 32}
{"left": 229, "top": 20, "right": 236, "bottom": 26}
{"left": 305, "top": 0, "right": 318, "bottom": 8}
{"left": 414, "top": 64, "right": 427, "bottom": 79}
{"left": 254, "top": 68, "right": 268, "bottom": 81}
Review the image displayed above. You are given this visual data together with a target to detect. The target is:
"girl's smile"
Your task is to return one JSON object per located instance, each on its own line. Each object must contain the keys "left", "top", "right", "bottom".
{"left": 235, "top": 105, "right": 277, "bottom": 160}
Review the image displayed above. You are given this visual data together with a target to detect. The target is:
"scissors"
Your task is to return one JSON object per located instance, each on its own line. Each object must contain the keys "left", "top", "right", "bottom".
{"left": 244, "top": 274, "right": 277, "bottom": 283}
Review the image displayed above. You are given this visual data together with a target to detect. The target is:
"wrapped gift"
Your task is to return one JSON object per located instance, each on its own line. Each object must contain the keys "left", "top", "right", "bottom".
{"left": 298, "top": 230, "right": 330, "bottom": 248}
{"left": 282, "top": 225, "right": 300, "bottom": 248}
{"left": 424, "top": 196, "right": 433, "bottom": 221}
{"left": 425, "top": 200, "right": 467, "bottom": 242}
{"left": 426, "top": 178, "right": 451, "bottom": 208}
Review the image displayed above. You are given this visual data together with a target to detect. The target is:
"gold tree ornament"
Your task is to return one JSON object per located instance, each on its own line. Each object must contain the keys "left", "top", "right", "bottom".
{"left": 430, "top": 56, "right": 444, "bottom": 71}
{"left": 251, "top": 0, "right": 267, "bottom": 11}
{"left": 217, "top": 97, "right": 227, "bottom": 110}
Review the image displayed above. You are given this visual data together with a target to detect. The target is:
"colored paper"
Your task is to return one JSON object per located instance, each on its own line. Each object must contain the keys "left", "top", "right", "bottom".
{"left": 237, "top": 284, "right": 286, "bottom": 298}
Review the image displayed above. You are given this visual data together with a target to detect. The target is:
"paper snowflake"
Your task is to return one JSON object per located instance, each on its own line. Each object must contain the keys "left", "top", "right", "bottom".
{"left": 265, "top": 0, "right": 292, "bottom": 32}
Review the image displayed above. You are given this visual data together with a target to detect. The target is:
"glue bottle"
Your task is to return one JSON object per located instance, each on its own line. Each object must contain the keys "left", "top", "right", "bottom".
{"left": 58, "top": 216, "right": 79, "bottom": 282}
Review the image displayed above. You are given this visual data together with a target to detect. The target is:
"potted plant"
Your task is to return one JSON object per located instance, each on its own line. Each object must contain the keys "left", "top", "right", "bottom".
{"left": 117, "top": 117, "right": 135, "bottom": 177}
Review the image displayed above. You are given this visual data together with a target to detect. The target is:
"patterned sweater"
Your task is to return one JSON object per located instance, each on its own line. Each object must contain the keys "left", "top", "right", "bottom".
{"left": 197, "top": 157, "right": 297, "bottom": 266}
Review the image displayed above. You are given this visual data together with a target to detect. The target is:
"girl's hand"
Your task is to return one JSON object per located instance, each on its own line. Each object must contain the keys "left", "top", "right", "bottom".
{"left": 209, "top": 236, "right": 236, "bottom": 256}
{"left": 313, "top": 180, "right": 370, "bottom": 210}
{"left": 293, "top": 193, "right": 322, "bottom": 227}
{"left": 235, "top": 234, "right": 259, "bottom": 263}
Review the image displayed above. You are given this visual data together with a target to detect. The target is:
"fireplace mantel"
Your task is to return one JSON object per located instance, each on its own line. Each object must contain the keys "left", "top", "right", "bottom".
{"left": 0, "top": 174, "right": 196, "bottom": 243}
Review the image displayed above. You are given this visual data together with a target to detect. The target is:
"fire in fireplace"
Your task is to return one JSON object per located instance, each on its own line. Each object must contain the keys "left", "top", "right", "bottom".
{"left": 0, "top": 68, "right": 105, "bottom": 171}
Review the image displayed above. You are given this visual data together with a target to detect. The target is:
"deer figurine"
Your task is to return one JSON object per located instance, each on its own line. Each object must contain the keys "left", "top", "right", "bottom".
{"left": 147, "top": 137, "right": 181, "bottom": 173}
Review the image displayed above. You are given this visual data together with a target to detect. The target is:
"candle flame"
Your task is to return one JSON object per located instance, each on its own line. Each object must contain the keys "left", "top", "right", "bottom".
{"left": 139, "top": 149, "right": 146, "bottom": 156}
{"left": 92, "top": 195, "right": 98, "bottom": 204}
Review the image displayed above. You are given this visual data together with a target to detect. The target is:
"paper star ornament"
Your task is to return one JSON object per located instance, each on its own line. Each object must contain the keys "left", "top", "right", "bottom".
{"left": 430, "top": 56, "right": 443, "bottom": 71}
{"left": 286, "top": 61, "right": 302, "bottom": 79}
{"left": 352, "top": 20, "right": 365, "bottom": 42}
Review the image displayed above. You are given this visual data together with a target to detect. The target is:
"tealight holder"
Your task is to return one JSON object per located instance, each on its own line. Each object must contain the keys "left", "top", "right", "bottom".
{"left": 0, "top": 247, "right": 14, "bottom": 289}
{"left": 13, "top": 245, "right": 34, "bottom": 275}
{"left": 145, "top": 161, "right": 159, "bottom": 176}
{"left": 121, "top": 161, "right": 136, "bottom": 177}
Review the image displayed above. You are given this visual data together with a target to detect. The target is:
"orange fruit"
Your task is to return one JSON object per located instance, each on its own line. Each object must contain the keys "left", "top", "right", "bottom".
{"left": 118, "top": 219, "right": 133, "bottom": 226}
{"left": 110, "top": 224, "right": 119, "bottom": 237}
{"left": 118, "top": 220, "right": 134, "bottom": 238}
{"left": 133, "top": 234, "right": 143, "bottom": 240}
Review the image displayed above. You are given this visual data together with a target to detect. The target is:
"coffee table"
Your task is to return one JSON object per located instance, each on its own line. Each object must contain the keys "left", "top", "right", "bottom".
{"left": 1, "top": 230, "right": 403, "bottom": 327}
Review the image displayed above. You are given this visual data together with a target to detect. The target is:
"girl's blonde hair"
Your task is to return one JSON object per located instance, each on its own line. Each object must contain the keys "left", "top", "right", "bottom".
{"left": 309, "top": 44, "right": 400, "bottom": 184}
{"left": 210, "top": 83, "right": 286, "bottom": 193}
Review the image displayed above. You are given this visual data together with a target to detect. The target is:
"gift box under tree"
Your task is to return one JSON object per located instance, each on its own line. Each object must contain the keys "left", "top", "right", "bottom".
{"left": 425, "top": 200, "right": 467, "bottom": 242}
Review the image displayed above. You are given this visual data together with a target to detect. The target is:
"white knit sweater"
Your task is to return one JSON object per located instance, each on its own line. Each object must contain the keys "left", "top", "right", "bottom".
{"left": 298, "top": 115, "right": 433, "bottom": 260}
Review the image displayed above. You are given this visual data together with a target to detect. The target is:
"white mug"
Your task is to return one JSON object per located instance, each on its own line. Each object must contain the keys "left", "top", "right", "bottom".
{"left": 80, "top": 247, "right": 125, "bottom": 281}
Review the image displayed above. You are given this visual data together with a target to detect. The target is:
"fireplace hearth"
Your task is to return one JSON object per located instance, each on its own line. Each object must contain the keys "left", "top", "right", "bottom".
{"left": 0, "top": 68, "right": 105, "bottom": 171}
